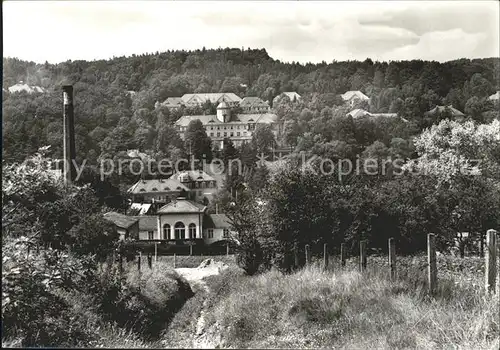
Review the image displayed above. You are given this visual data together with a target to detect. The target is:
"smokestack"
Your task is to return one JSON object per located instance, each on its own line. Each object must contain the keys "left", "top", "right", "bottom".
{"left": 62, "top": 85, "right": 76, "bottom": 184}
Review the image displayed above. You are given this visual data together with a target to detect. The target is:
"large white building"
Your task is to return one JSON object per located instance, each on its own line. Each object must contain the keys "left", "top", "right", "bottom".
{"left": 176, "top": 102, "right": 278, "bottom": 148}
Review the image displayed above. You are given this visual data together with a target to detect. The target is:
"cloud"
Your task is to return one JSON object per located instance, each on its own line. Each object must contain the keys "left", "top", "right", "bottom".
{"left": 2, "top": 1, "right": 499, "bottom": 64}
{"left": 358, "top": 2, "right": 497, "bottom": 36}
{"left": 380, "top": 29, "right": 492, "bottom": 62}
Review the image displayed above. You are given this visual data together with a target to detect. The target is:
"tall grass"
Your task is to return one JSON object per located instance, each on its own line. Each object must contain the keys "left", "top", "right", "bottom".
{"left": 203, "top": 262, "right": 499, "bottom": 349}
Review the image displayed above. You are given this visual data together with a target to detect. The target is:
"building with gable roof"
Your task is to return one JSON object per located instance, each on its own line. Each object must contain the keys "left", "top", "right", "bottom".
{"left": 103, "top": 212, "right": 139, "bottom": 240}
{"left": 134, "top": 198, "right": 237, "bottom": 245}
{"left": 346, "top": 108, "right": 400, "bottom": 120}
{"left": 127, "top": 178, "right": 190, "bottom": 204}
{"left": 240, "top": 96, "right": 270, "bottom": 113}
{"left": 8, "top": 81, "right": 46, "bottom": 94}
{"left": 424, "top": 105, "right": 465, "bottom": 119}
{"left": 175, "top": 102, "right": 278, "bottom": 148}
{"left": 127, "top": 169, "right": 218, "bottom": 208}
{"left": 181, "top": 92, "right": 242, "bottom": 107}
{"left": 133, "top": 215, "right": 159, "bottom": 240}
{"left": 341, "top": 91, "right": 370, "bottom": 108}
{"left": 156, "top": 198, "right": 207, "bottom": 240}
{"left": 273, "top": 91, "right": 301, "bottom": 105}
{"left": 158, "top": 97, "right": 184, "bottom": 109}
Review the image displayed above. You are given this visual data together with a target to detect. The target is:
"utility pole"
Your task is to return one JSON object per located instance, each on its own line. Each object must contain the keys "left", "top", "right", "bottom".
{"left": 62, "top": 85, "right": 76, "bottom": 185}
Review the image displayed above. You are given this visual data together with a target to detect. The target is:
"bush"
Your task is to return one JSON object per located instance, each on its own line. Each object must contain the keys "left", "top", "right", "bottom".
{"left": 2, "top": 239, "right": 96, "bottom": 347}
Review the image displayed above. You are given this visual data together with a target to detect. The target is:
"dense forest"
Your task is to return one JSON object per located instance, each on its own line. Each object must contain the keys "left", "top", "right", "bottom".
{"left": 2, "top": 48, "right": 500, "bottom": 168}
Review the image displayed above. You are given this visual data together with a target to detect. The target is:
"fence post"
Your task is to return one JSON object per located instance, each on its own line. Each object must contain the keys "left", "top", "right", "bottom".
{"left": 173, "top": 253, "right": 176, "bottom": 268}
{"left": 389, "top": 238, "right": 396, "bottom": 280}
{"left": 359, "top": 240, "right": 367, "bottom": 272}
{"left": 427, "top": 233, "right": 437, "bottom": 295}
{"left": 305, "top": 244, "right": 311, "bottom": 266}
{"left": 485, "top": 229, "right": 498, "bottom": 293}
{"left": 340, "top": 243, "right": 346, "bottom": 267}
{"left": 119, "top": 254, "right": 123, "bottom": 280}
{"left": 147, "top": 254, "right": 152, "bottom": 269}
{"left": 154, "top": 242, "right": 158, "bottom": 262}
{"left": 226, "top": 243, "right": 229, "bottom": 256}
{"left": 323, "top": 243, "right": 329, "bottom": 271}
{"left": 190, "top": 244, "right": 193, "bottom": 256}
{"left": 294, "top": 242, "right": 299, "bottom": 270}
{"left": 138, "top": 252, "right": 141, "bottom": 271}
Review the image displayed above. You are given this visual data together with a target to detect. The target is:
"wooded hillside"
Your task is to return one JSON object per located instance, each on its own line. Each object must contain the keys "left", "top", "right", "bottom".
{"left": 2, "top": 48, "right": 499, "bottom": 163}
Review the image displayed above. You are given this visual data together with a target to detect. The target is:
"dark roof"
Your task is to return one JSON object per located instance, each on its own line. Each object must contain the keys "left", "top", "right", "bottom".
{"left": 204, "top": 213, "right": 231, "bottom": 229}
{"left": 157, "top": 198, "right": 206, "bottom": 214}
{"left": 132, "top": 216, "right": 158, "bottom": 231}
{"left": 175, "top": 113, "right": 278, "bottom": 127}
{"left": 103, "top": 212, "right": 138, "bottom": 229}
{"left": 240, "top": 96, "right": 269, "bottom": 107}
{"left": 170, "top": 170, "right": 215, "bottom": 182}
{"left": 127, "top": 179, "right": 189, "bottom": 194}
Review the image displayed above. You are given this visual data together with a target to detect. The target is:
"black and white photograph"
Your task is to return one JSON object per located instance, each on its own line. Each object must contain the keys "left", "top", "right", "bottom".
{"left": 2, "top": 0, "right": 500, "bottom": 348}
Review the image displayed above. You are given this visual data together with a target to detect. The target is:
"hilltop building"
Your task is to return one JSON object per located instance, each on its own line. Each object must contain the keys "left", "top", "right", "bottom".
{"left": 8, "top": 81, "right": 45, "bottom": 94}
{"left": 160, "top": 97, "right": 184, "bottom": 109}
{"left": 424, "top": 105, "right": 465, "bottom": 119}
{"left": 157, "top": 92, "right": 242, "bottom": 109}
{"left": 273, "top": 92, "right": 301, "bottom": 105}
{"left": 347, "top": 109, "right": 398, "bottom": 119}
{"left": 240, "top": 96, "right": 270, "bottom": 113}
{"left": 341, "top": 91, "right": 370, "bottom": 108}
{"left": 175, "top": 102, "right": 278, "bottom": 148}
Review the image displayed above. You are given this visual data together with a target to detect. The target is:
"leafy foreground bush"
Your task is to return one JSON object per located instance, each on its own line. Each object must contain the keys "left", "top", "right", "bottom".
{"left": 2, "top": 243, "right": 193, "bottom": 347}
{"left": 203, "top": 265, "right": 499, "bottom": 349}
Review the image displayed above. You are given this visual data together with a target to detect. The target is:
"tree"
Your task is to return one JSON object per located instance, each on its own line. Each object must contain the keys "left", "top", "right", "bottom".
{"left": 464, "top": 96, "right": 487, "bottom": 123}
{"left": 221, "top": 138, "right": 239, "bottom": 169}
{"left": 251, "top": 124, "right": 276, "bottom": 156}
{"left": 283, "top": 119, "right": 301, "bottom": 147}
{"left": 405, "top": 119, "right": 500, "bottom": 184}
{"left": 469, "top": 73, "right": 493, "bottom": 98}
{"left": 184, "top": 119, "right": 213, "bottom": 163}
{"left": 249, "top": 164, "right": 270, "bottom": 192}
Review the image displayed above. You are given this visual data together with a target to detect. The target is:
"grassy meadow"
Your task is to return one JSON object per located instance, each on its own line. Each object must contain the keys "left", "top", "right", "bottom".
{"left": 195, "top": 255, "right": 499, "bottom": 349}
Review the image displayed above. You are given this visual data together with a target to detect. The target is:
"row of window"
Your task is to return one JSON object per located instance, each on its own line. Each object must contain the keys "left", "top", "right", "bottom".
{"left": 139, "top": 186, "right": 183, "bottom": 192}
{"left": 161, "top": 222, "right": 197, "bottom": 240}
{"left": 148, "top": 224, "right": 230, "bottom": 240}
{"left": 202, "top": 228, "right": 230, "bottom": 239}
{"left": 207, "top": 124, "right": 247, "bottom": 130}
{"left": 210, "top": 131, "right": 247, "bottom": 138}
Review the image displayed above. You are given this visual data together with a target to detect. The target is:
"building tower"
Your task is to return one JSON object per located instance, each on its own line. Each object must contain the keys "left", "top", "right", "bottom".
{"left": 216, "top": 102, "right": 231, "bottom": 123}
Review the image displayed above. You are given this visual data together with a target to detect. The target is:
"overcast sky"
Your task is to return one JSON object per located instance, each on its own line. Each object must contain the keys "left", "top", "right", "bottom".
{"left": 3, "top": 1, "right": 499, "bottom": 64}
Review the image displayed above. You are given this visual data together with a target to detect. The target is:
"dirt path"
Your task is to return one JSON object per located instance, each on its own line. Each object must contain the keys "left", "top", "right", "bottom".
{"left": 174, "top": 264, "right": 225, "bottom": 348}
